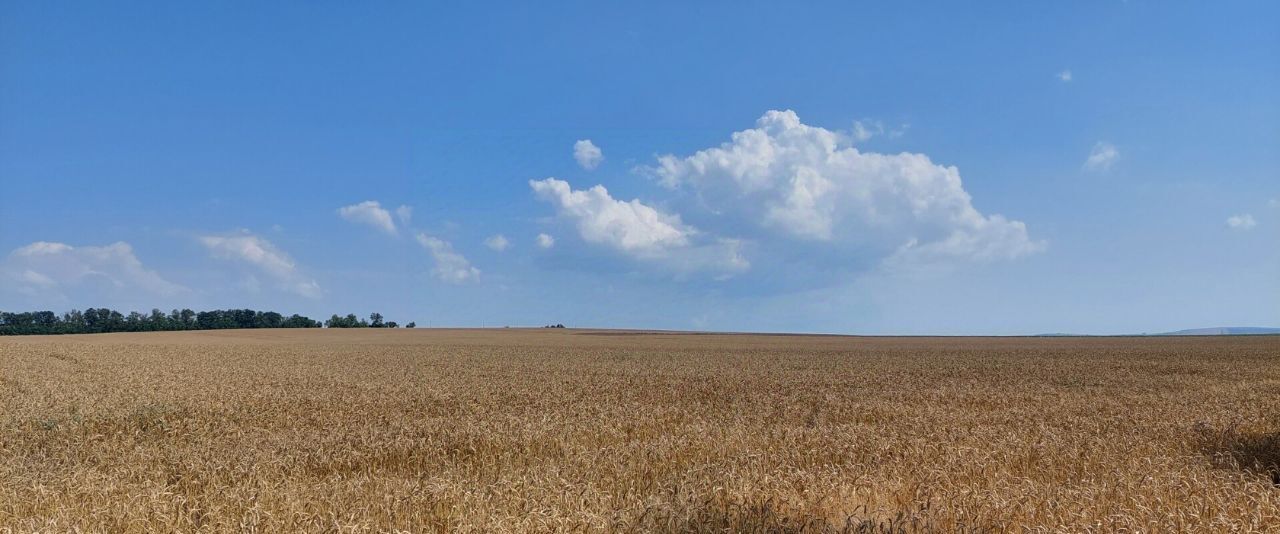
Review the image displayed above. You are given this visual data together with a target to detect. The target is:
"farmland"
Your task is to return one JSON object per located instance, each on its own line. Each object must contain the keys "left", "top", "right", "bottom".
{"left": 1, "top": 330, "right": 1278, "bottom": 532}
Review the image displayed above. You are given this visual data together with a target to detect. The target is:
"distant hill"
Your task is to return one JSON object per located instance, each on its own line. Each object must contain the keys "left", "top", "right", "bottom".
{"left": 1033, "top": 327, "right": 1280, "bottom": 337}
{"left": 1158, "top": 327, "right": 1280, "bottom": 336}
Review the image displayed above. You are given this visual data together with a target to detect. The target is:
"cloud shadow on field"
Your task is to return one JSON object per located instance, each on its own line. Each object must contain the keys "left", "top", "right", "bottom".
{"left": 631, "top": 496, "right": 996, "bottom": 533}
{"left": 1195, "top": 423, "right": 1280, "bottom": 486}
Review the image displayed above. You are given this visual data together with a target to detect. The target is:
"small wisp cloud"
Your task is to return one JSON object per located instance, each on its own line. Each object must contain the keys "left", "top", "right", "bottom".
{"left": 395, "top": 205, "right": 413, "bottom": 226}
{"left": 199, "top": 232, "right": 322, "bottom": 298}
{"left": 416, "top": 233, "right": 480, "bottom": 284}
{"left": 573, "top": 140, "right": 604, "bottom": 170}
{"left": 2, "top": 241, "right": 186, "bottom": 299}
{"left": 338, "top": 201, "right": 398, "bottom": 235}
{"left": 1084, "top": 142, "right": 1119, "bottom": 172}
{"left": 1226, "top": 214, "right": 1256, "bottom": 230}
{"left": 484, "top": 234, "right": 511, "bottom": 252}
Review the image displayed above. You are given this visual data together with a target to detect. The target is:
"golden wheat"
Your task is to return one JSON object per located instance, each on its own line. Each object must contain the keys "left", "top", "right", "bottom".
{"left": 1, "top": 329, "right": 1277, "bottom": 532}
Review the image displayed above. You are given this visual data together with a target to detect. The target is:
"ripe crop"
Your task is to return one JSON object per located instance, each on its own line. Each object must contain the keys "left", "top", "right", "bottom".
{"left": 1, "top": 330, "right": 1277, "bottom": 532}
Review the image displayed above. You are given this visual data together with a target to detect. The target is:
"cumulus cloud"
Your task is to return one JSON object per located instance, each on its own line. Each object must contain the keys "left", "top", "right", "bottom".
{"left": 2, "top": 241, "right": 186, "bottom": 298}
{"left": 530, "top": 178, "right": 747, "bottom": 275}
{"left": 536, "top": 233, "right": 556, "bottom": 249}
{"left": 1057, "top": 69, "right": 1072, "bottom": 82}
{"left": 199, "top": 232, "right": 322, "bottom": 298}
{"left": 1226, "top": 214, "right": 1256, "bottom": 230}
{"left": 1084, "top": 142, "right": 1119, "bottom": 172}
{"left": 338, "top": 200, "right": 397, "bottom": 235}
{"left": 573, "top": 139, "right": 604, "bottom": 170}
{"left": 531, "top": 178, "right": 693, "bottom": 256}
{"left": 647, "top": 110, "right": 1043, "bottom": 270}
{"left": 415, "top": 233, "right": 480, "bottom": 283}
{"left": 395, "top": 205, "right": 413, "bottom": 226}
{"left": 484, "top": 234, "right": 511, "bottom": 252}
{"left": 883, "top": 215, "right": 1038, "bottom": 271}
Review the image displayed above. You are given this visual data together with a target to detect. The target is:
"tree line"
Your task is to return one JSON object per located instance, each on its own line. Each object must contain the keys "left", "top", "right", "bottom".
{"left": 0, "top": 308, "right": 414, "bottom": 336}
{"left": 323, "top": 312, "right": 413, "bottom": 329}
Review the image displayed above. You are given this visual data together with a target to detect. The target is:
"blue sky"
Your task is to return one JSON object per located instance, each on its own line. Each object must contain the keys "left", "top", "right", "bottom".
{"left": 2, "top": 1, "right": 1277, "bottom": 334}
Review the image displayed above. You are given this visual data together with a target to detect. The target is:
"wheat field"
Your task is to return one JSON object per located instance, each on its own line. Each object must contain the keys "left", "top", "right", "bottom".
{"left": 0, "top": 329, "right": 1277, "bottom": 532}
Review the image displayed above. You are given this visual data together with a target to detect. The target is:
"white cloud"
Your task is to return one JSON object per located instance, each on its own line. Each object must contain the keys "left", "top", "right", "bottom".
{"left": 337, "top": 200, "right": 397, "bottom": 235}
{"left": 2, "top": 241, "right": 187, "bottom": 298}
{"left": 1226, "top": 214, "right": 1256, "bottom": 230}
{"left": 395, "top": 205, "right": 413, "bottom": 226}
{"left": 1268, "top": 198, "right": 1279, "bottom": 208}
{"left": 415, "top": 233, "right": 480, "bottom": 283}
{"left": 1057, "top": 69, "right": 1072, "bottom": 82}
{"left": 199, "top": 232, "right": 322, "bottom": 298}
{"left": 530, "top": 178, "right": 747, "bottom": 275}
{"left": 536, "top": 233, "right": 556, "bottom": 249}
{"left": 647, "top": 110, "right": 1043, "bottom": 270}
{"left": 531, "top": 178, "right": 693, "bottom": 256}
{"left": 1084, "top": 142, "right": 1119, "bottom": 172}
{"left": 573, "top": 139, "right": 604, "bottom": 170}
{"left": 484, "top": 234, "right": 510, "bottom": 252}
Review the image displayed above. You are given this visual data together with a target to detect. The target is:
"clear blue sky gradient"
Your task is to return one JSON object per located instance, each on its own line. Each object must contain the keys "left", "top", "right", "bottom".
{"left": 2, "top": 2, "right": 1276, "bottom": 334}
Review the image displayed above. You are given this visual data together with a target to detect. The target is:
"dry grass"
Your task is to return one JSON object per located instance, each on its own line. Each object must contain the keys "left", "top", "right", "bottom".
{"left": 1, "top": 329, "right": 1278, "bottom": 532}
